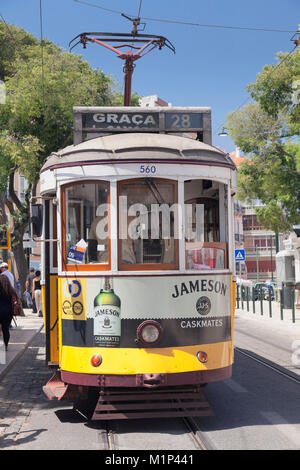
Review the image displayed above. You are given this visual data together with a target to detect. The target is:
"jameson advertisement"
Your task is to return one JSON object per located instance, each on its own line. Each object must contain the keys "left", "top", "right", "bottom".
{"left": 60, "top": 274, "right": 231, "bottom": 348}
{"left": 93, "top": 278, "right": 121, "bottom": 347}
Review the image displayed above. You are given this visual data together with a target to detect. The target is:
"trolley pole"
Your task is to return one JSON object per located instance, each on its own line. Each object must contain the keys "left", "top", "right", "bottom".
{"left": 123, "top": 55, "right": 135, "bottom": 106}
{"left": 69, "top": 30, "right": 175, "bottom": 107}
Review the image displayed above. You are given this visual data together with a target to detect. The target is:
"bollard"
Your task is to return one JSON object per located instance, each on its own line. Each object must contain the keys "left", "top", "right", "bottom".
{"left": 252, "top": 287, "right": 255, "bottom": 314}
{"left": 247, "top": 287, "right": 249, "bottom": 312}
{"left": 260, "top": 287, "right": 263, "bottom": 316}
{"left": 241, "top": 286, "right": 244, "bottom": 310}
{"left": 280, "top": 289, "right": 283, "bottom": 320}
{"left": 236, "top": 285, "right": 240, "bottom": 309}
{"left": 292, "top": 288, "right": 295, "bottom": 323}
{"left": 268, "top": 291, "right": 272, "bottom": 318}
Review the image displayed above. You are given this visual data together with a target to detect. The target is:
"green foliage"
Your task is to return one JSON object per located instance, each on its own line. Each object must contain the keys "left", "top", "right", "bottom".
{"left": 236, "top": 143, "right": 300, "bottom": 232}
{"left": 0, "top": 21, "right": 140, "bottom": 287}
{"left": 0, "top": 131, "right": 42, "bottom": 189}
{"left": 0, "top": 23, "right": 39, "bottom": 81}
{"left": 0, "top": 22, "right": 141, "bottom": 178}
{"left": 0, "top": 42, "right": 123, "bottom": 158}
{"left": 248, "top": 49, "right": 300, "bottom": 137}
{"left": 226, "top": 48, "right": 300, "bottom": 233}
{"left": 226, "top": 102, "right": 288, "bottom": 155}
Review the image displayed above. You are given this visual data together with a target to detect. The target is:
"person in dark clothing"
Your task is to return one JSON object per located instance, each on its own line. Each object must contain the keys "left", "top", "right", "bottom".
{"left": 32, "top": 270, "right": 42, "bottom": 317}
{"left": 25, "top": 267, "right": 36, "bottom": 312}
{"left": 0, "top": 274, "right": 16, "bottom": 351}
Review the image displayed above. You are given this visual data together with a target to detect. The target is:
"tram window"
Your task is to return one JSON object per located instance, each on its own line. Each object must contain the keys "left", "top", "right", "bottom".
{"left": 118, "top": 178, "right": 178, "bottom": 270}
{"left": 184, "top": 179, "right": 227, "bottom": 270}
{"left": 63, "top": 181, "right": 109, "bottom": 268}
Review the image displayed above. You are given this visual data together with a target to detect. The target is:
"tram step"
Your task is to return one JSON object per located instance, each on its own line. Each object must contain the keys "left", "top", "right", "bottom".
{"left": 91, "top": 387, "right": 213, "bottom": 420}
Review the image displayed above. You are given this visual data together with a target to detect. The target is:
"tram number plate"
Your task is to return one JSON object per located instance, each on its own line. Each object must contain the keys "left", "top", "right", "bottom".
{"left": 140, "top": 164, "right": 157, "bottom": 174}
{"left": 165, "top": 112, "right": 203, "bottom": 130}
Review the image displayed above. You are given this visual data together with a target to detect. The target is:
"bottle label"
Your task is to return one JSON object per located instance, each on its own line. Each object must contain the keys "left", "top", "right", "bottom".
{"left": 94, "top": 305, "right": 121, "bottom": 346}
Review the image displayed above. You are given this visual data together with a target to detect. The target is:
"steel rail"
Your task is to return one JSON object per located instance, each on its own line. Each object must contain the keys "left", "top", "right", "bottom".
{"left": 235, "top": 347, "right": 300, "bottom": 385}
{"left": 182, "top": 416, "right": 212, "bottom": 450}
{"left": 98, "top": 421, "right": 116, "bottom": 450}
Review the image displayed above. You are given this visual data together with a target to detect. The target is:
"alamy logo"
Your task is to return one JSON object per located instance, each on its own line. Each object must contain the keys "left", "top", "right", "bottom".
{"left": 94, "top": 198, "right": 205, "bottom": 242}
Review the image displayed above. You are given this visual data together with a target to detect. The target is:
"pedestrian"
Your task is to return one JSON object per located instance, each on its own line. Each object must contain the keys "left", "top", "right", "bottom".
{"left": 0, "top": 275, "right": 17, "bottom": 351}
{"left": 0, "top": 262, "right": 15, "bottom": 289}
{"left": 25, "top": 267, "right": 36, "bottom": 311}
{"left": 32, "top": 270, "right": 43, "bottom": 317}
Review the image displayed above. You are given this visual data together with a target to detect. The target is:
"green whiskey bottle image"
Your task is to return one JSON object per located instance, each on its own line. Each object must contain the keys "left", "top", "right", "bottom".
{"left": 93, "top": 277, "right": 121, "bottom": 347}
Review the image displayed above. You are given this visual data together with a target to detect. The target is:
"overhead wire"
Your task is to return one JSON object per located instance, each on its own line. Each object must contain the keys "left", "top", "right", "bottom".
{"left": 73, "top": 0, "right": 297, "bottom": 34}
{"left": 39, "top": 0, "right": 46, "bottom": 114}
{"left": 137, "top": 0, "right": 143, "bottom": 19}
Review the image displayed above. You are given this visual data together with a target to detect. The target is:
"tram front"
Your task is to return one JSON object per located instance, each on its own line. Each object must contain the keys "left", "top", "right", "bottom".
{"left": 37, "top": 107, "right": 237, "bottom": 419}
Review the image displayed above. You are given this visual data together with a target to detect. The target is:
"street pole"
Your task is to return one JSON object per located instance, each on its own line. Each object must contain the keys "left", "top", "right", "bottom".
{"left": 270, "top": 235, "right": 274, "bottom": 282}
{"left": 275, "top": 232, "right": 279, "bottom": 253}
{"left": 256, "top": 245, "right": 260, "bottom": 283}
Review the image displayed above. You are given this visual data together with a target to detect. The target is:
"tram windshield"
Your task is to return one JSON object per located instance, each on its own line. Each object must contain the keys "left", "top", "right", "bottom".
{"left": 63, "top": 181, "right": 109, "bottom": 267}
{"left": 184, "top": 179, "right": 227, "bottom": 270}
{"left": 62, "top": 178, "right": 228, "bottom": 271}
{"left": 118, "top": 178, "right": 178, "bottom": 270}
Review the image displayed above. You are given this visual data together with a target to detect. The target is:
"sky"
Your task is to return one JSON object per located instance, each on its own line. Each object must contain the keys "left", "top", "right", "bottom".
{"left": 1, "top": 0, "right": 299, "bottom": 154}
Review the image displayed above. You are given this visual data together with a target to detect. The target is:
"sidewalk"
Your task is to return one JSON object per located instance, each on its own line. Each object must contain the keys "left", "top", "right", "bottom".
{"left": 235, "top": 299, "right": 300, "bottom": 333}
{"left": 0, "top": 309, "right": 44, "bottom": 380}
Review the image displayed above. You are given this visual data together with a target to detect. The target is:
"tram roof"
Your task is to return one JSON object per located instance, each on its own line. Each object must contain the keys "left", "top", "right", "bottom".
{"left": 41, "top": 133, "right": 236, "bottom": 172}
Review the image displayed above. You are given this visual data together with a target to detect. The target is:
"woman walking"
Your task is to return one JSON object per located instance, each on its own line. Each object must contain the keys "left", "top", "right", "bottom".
{"left": 32, "top": 270, "right": 43, "bottom": 317}
{"left": 0, "top": 275, "right": 16, "bottom": 351}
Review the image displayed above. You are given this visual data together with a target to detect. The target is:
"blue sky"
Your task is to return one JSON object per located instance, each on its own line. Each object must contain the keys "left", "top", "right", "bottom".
{"left": 1, "top": 0, "right": 299, "bottom": 153}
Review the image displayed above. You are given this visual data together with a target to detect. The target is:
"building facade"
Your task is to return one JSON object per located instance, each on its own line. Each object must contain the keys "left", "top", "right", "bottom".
{"left": 230, "top": 149, "right": 284, "bottom": 283}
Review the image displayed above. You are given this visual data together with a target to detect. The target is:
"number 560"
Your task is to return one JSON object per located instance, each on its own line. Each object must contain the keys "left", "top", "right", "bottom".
{"left": 140, "top": 165, "right": 157, "bottom": 174}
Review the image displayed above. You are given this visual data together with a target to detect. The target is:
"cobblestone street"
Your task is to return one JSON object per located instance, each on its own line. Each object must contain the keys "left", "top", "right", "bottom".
{"left": 0, "top": 332, "right": 52, "bottom": 449}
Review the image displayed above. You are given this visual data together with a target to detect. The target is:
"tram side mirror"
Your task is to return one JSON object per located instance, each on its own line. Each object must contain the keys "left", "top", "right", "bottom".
{"left": 31, "top": 204, "right": 43, "bottom": 237}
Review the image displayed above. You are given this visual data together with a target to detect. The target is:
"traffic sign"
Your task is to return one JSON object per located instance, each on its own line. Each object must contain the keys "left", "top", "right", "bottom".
{"left": 235, "top": 249, "right": 245, "bottom": 261}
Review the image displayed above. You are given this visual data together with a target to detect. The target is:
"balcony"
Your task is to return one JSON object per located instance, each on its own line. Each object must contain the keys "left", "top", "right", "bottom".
{"left": 245, "top": 246, "right": 276, "bottom": 256}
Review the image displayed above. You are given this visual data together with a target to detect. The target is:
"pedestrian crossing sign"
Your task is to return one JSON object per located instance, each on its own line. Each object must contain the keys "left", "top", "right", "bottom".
{"left": 235, "top": 249, "right": 245, "bottom": 261}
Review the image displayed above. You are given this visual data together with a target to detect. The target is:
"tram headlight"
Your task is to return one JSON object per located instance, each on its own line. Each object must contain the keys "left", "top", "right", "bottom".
{"left": 137, "top": 320, "right": 163, "bottom": 346}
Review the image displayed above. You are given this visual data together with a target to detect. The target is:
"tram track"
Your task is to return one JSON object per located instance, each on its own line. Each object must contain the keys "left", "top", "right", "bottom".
{"left": 182, "top": 416, "right": 212, "bottom": 450}
{"left": 235, "top": 347, "right": 300, "bottom": 385}
{"left": 96, "top": 415, "right": 211, "bottom": 451}
{"left": 98, "top": 421, "right": 117, "bottom": 450}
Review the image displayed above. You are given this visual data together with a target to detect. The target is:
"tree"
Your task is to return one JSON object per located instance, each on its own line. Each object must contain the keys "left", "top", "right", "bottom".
{"left": 0, "top": 131, "right": 42, "bottom": 289}
{"left": 225, "top": 48, "right": 300, "bottom": 235}
{"left": 248, "top": 49, "right": 300, "bottom": 137}
{"left": 0, "top": 22, "right": 139, "bottom": 292}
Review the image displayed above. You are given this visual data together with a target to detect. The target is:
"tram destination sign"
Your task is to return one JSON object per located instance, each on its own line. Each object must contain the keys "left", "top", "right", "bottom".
{"left": 82, "top": 111, "right": 160, "bottom": 130}
{"left": 73, "top": 106, "right": 211, "bottom": 144}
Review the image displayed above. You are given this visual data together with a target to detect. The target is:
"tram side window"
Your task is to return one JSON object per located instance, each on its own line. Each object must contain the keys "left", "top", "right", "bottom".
{"left": 63, "top": 181, "right": 109, "bottom": 267}
{"left": 118, "top": 178, "right": 178, "bottom": 270}
{"left": 184, "top": 179, "right": 227, "bottom": 270}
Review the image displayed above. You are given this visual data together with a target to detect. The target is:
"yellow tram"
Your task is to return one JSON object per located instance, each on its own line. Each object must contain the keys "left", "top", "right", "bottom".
{"left": 35, "top": 106, "right": 237, "bottom": 419}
